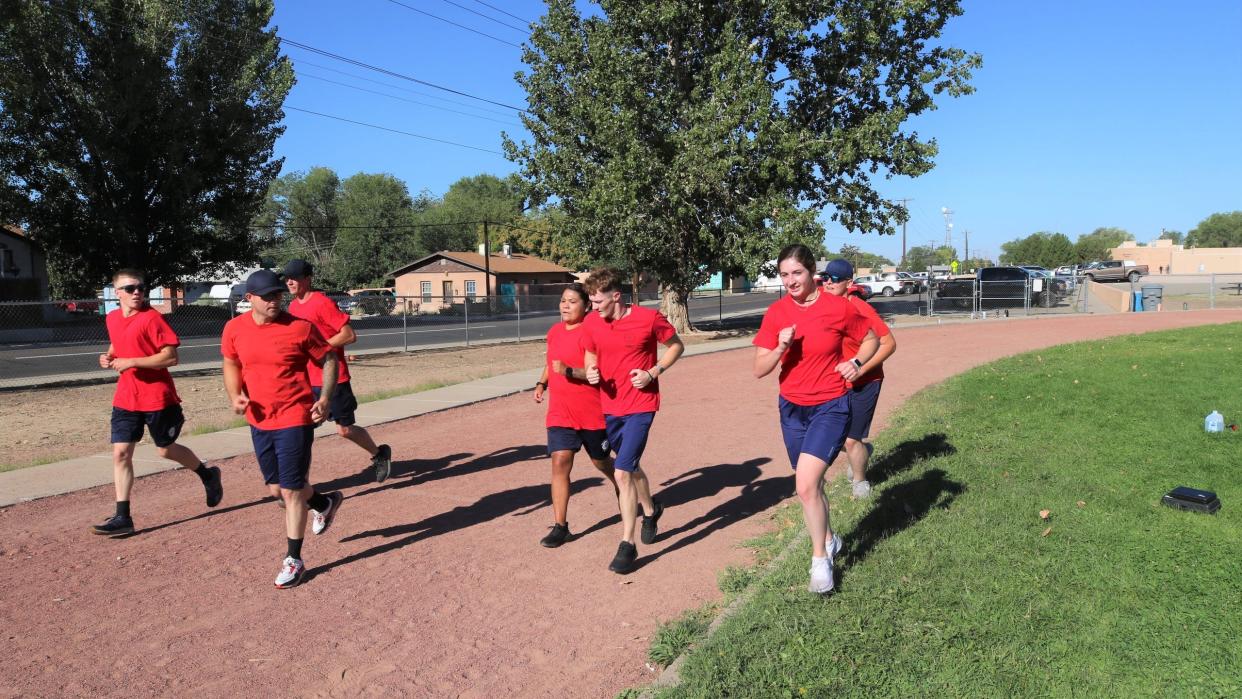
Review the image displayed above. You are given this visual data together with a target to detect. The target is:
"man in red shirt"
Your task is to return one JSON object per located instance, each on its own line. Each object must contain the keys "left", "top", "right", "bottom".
{"left": 822, "top": 259, "right": 897, "bottom": 499}
{"left": 583, "top": 268, "right": 684, "bottom": 574}
{"left": 93, "top": 269, "right": 223, "bottom": 536}
{"left": 282, "top": 260, "right": 392, "bottom": 482}
{"left": 222, "top": 269, "right": 343, "bottom": 589}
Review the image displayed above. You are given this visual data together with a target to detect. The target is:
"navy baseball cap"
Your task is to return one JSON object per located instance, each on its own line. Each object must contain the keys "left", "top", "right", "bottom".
{"left": 825, "top": 259, "right": 854, "bottom": 281}
{"left": 244, "top": 269, "right": 285, "bottom": 296}
{"left": 282, "top": 259, "right": 314, "bottom": 279}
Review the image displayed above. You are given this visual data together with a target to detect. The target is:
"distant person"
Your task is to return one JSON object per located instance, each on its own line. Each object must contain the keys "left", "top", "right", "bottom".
{"left": 822, "top": 259, "right": 897, "bottom": 498}
{"left": 94, "top": 269, "right": 223, "bottom": 536}
{"left": 222, "top": 269, "right": 344, "bottom": 589}
{"left": 754, "top": 245, "right": 878, "bottom": 594}
{"left": 533, "top": 284, "right": 618, "bottom": 547}
{"left": 582, "top": 268, "right": 685, "bottom": 573}
{"left": 283, "top": 260, "right": 392, "bottom": 482}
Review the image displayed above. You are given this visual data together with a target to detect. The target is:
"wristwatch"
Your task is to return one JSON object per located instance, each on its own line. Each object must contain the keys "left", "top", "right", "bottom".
{"left": 563, "top": 365, "right": 573, "bottom": 378}
{"left": 851, "top": 358, "right": 863, "bottom": 369}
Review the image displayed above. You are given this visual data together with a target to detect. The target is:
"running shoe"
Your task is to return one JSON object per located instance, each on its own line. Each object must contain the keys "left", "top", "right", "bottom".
{"left": 372, "top": 444, "right": 392, "bottom": 483}
{"left": 540, "top": 523, "right": 570, "bottom": 548}
{"left": 311, "top": 492, "right": 344, "bottom": 535}
{"left": 608, "top": 541, "right": 638, "bottom": 574}
{"left": 91, "top": 515, "right": 134, "bottom": 537}
{"left": 640, "top": 500, "right": 664, "bottom": 545}
{"left": 274, "top": 556, "right": 305, "bottom": 589}
{"left": 852, "top": 480, "right": 872, "bottom": 499}
{"left": 809, "top": 534, "right": 843, "bottom": 594}
{"left": 203, "top": 466, "right": 224, "bottom": 508}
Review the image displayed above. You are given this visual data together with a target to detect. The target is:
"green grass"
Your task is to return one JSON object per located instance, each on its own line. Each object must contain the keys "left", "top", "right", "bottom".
{"left": 0, "top": 454, "right": 68, "bottom": 473}
{"left": 187, "top": 416, "right": 249, "bottom": 436}
{"left": 649, "top": 607, "right": 718, "bottom": 668}
{"left": 661, "top": 323, "right": 1242, "bottom": 698}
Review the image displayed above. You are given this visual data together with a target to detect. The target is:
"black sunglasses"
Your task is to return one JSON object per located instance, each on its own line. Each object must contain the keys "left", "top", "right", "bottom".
{"left": 116, "top": 283, "right": 147, "bottom": 294}
{"left": 825, "top": 275, "right": 849, "bottom": 283}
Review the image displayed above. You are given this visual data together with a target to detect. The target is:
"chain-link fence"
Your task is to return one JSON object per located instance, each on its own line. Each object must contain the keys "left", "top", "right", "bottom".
{"left": 0, "top": 289, "right": 776, "bottom": 389}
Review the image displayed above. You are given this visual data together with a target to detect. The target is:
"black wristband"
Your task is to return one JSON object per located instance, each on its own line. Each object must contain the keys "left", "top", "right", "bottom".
{"left": 851, "top": 358, "right": 863, "bottom": 369}
{"left": 563, "top": 365, "right": 573, "bottom": 379}
{"left": 535, "top": 381, "right": 547, "bottom": 389}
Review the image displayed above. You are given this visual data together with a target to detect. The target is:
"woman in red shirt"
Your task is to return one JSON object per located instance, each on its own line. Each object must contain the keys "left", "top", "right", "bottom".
{"left": 754, "top": 245, "right": 879, "bottom": 594}
{"left": 533, "top": 284, "right": 618, "bottom": 547}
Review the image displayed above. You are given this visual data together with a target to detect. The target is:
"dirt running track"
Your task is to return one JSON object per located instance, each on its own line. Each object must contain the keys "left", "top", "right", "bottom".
{"left": 2, "top": 311, "right": 1239, "bottom": 698}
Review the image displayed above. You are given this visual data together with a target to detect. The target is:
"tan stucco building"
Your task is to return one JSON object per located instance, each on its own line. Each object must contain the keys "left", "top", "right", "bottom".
{"left": 1112, "top": 240, "right": 1242, "bottom": 274}
{"left": 389, "top": 249, "right": 576, "bottom": 313}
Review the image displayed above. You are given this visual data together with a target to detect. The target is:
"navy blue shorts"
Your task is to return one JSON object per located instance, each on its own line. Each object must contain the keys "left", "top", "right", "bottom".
{"left": 546, "top": 427, "right": 610, "bottom": 460}
{"left": 604, "top": 412, "right": 656, "bottom": 473}
{"left": 250, "top": 424, "right": 315, "bottom": 490}
{"left": 847, "top": 380, "right": 883, "bottom": 440}
{"left": 312, "top": 381, "right": 359, "bottom": 427}
{"left": 778, "top": 395, "right": 850, "bottom": 469}
{"left": 110, "top": 405, "right": 185, "bottom": 448}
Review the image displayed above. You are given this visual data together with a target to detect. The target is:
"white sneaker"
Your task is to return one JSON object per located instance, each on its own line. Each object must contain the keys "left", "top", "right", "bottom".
{"left": 852, "top": 480, "right": 873, "bottom": 499}
{"left": 809, "top": 534, "right": 843, "bottom": 594}
{"left": 311, "top": 491, "right": 343, "bottom": 535}
{"left": 274, "top": 556, "right": 304, "bottom": 589}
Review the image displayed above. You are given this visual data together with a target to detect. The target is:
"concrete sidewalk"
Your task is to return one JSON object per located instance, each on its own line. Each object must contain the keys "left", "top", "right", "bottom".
{"left": 0, "top": 336, "right": 758, "bottom": 506}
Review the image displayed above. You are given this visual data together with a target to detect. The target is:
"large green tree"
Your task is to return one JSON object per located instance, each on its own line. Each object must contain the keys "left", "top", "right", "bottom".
{"left": 505, "top": 0, "right": 979, "bottom": 331}
{"left": 999, "top": 231, "right": 1074, "bottom": 268}
{"left": 334, "top": 173, "right": 428, "bottom": 289}
{"left": 1186, "top": 212, "right": 1242, "bottom": 248}
{"left": 1073, "top": 227, "right": 1133, "bottom": 263}
{"left": 0, "top": 0, "right": 292, "bottom": 295}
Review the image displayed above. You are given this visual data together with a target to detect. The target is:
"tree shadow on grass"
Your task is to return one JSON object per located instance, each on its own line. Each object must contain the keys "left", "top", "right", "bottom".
{"left": 837, "top": 467, "right": 964, "bottom": 587}
{"left": 868, "top": 433, "right": 956, "bottom": 486}
{"left": 306, "top": 477, "right": 603, "bottom": 581}
{"left": 574, "top": 458, "right": 775, "bottom": 540}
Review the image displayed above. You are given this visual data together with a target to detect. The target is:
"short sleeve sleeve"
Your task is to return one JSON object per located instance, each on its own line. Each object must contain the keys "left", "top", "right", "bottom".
{"left": 580, "top": 319, "right": 598, "bottom": 353}
{"left": 753, "top": 305, "right": 782, "bottom": 350}
{"left": 148, "top": 313, "right": 181, "bottom": 349}
{"left": 316, "top": 295, "right": 350, "bottom": 335}
{"left": 301, "top": 323, "right": 333, "bottom": 363}
{"left": 651, "top": 311, "right": 676, "bottom": 343}
{"left": 844, "top": 303, "right": 870, "bottom": 343}
{"left": 851, "top": 298, "right": 890, "bottom": 337}
{"left": 220, "top": 323, "right": 238, "bottom": 360}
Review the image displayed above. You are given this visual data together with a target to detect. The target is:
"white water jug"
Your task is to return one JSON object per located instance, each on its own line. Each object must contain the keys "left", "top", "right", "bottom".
{"left": 1205, "top": 411, "right": 1224, "bottom": 433}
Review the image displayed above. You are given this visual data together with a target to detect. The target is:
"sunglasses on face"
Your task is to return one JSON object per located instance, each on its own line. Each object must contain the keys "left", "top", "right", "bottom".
{"left": 826, "top": 275, "right": 849, "bottom": 283}
{"left": 116, "top": 284, "right": 147, "bottom": 294}
{"left": 258, "top": 291, "right": 283, "bottom": 302}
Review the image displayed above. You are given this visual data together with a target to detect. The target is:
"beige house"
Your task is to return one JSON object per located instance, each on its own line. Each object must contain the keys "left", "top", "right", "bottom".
{"left": 1112, "top": 239, "right": 1242, "bottom": 274}
{"left": 389, "top": 248, "right": 576, "bottom": 313}
{"left": 1, "top": 224, "right": 50, "bottom": 300}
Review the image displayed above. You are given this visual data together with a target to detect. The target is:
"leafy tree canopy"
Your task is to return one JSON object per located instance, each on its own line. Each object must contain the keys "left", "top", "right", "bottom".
{"left": 505, "top": 0, "right": 979, "bottom": 330}
{"left": 837, "top": 244, "right": 893, "bottom": 272}
{"left": 0, "top": 0, "right": 292, "bottom": 296}
{"left": 1186, "top": 212, "right": 1242, "bottom": 248}
{"left": 1158, "top": 229, "right": 1184, "bottom": 245}
{"left": 1073, "top": 227, "right": 1133, "bottom": 264}
{"left": 999, "top": 231, "right": 1074, "bottom": 268}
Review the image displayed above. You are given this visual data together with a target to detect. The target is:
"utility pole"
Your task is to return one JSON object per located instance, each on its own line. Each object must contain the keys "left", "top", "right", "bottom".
{"left": 482, "top": 220, "right": 491, "bottom": 300}
{"left": 893, "top": 198, "right": 913, "bottom": 269}
{"left": 940, "top": 207, "right": 954, "bottom": 250}
{"left": 963, "top": 230, "right": 970, "bottom": 264}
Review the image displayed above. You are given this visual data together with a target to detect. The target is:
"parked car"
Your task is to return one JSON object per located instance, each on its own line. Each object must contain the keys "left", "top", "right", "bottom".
{"left": 234, "top": 298, "right": 252, "bottom": 314}
{"left": 853, "top": 273, "right": 914, "bottom": 297}
{"left": 896, "top": 271, "right": 927, "bottom": 292}
{"left": 1081, "top": 260, "right": 1148, "bottom": 283}
{"left": 935, "top": 266, "right": 1069, "bottom": 309}
{"left": 345, "top": 288, "right": 396, "bottom": 315}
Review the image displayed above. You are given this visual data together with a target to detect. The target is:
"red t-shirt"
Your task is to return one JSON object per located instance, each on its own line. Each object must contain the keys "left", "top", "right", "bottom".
{"left": 544, "top": 322, "right": 606, "bottom": 430}
{"left": 287, "top": 291, "right": 351, "bottom": 386}
{"left": 844, "top": 294, "right": 890, "bottom": 387}
{"left": 106, "top": 307, "right": 181, "bottom": 411}
{"left": 582, "top": 306, "right": 677, "bottom": 416}
{"left": 220, "top": 312, "right": 333, "bottom": 429}
{"left": 753, "top": 292, "right": 871, "bottom": 406}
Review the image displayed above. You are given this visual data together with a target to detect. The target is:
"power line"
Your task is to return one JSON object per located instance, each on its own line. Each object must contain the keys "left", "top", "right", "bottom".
{"left": 284, "top": 106, "right": 505, "bottom": 155}
{"left": 470, "top": 0, "right": 532, "bottom": 26}
{"left": 251, "top": 220, "right": 505, "bottom": 230}
{"left": 291, "top": 58, "right": 517, "bottom": 118}
{"left": 297, "top": 70, "right": 524, "bottom": 127}
{"left": 439, "top": 0, "right": 530, "bottom": 34}
{"left": 382, "top": 0, "right": 523, "bottom": 48}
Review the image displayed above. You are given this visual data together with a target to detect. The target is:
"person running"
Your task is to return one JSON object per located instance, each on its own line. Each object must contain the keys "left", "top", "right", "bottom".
{"left": 533, "top": 284, "right": 619, "bottom": 547}
{"left": 93, "top": 269, "right": 223, "bottom": 536}
{"left": 754, "top": 245, "right": 878, "bottom": 594}
{"left": 821, "top": 259, "right": 897, "bottom": 499}
{"left": 582, "top": 268, "right": 684, "bottom": 574}
{"left": 222, "top": 269, "right": 344, "bottom": 589}
{"left": 283, "top": 259, "right": 392, "bottom": 482}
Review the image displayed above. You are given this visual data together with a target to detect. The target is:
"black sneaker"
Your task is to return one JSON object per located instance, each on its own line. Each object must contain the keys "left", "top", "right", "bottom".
{"left": 540, "top": 523, "right": 570, "bottom": 548}
{"left": 203, "top": 466, "right": 224, "bottom": 508}
{"left": 92, "top": 515, "right": 134, "bottom": 537}
{"left": 372, "top": 444, "right": 392, "bottom": 483}
{"left": 640, "top": 501, "right": 664, "bottom": 545}
{"left": 608, "top": 541, "right": 638, "bottom": 574}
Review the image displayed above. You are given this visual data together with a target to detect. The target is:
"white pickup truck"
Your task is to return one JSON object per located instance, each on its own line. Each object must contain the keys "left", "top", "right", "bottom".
{"left": 853, "top": 273, "right": 915, "bottom": 297}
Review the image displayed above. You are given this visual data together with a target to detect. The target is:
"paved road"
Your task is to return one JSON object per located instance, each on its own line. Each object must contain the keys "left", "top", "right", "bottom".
{"left": 0, "top": 292, "right": 779, "bottom": 385}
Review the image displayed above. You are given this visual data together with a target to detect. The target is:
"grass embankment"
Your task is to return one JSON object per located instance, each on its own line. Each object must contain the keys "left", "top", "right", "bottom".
{"left": 660, "top": 324, "right": 1242, "bottom": 697}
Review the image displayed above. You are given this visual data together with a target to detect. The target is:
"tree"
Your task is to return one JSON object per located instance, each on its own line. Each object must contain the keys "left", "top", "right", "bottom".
{"left": 838, "top": 245, "right": 892, "bottom": 271}
{"left": 1186, "top": 212, "right": 1242, "bottom": 248}
{"left": 1158, "top": 229, "right": 1184, "bottom": 245}
{"left": 333, "top": 173, "right": 427, "bottom": 289}
{"left": 253, "top": 167, "right": 343, "bottom": 285}
{"left": 505, "top": 0, "right": 979, "bottom": 331}
{"left": 412, "top": 174, "right": 526, "bottom": 259}
{"left": 1073, "top": 227, "right": 1133, "bottom": 263}
{"left": 0, "top": 0, "right": 292, "bottom": 296}
{"left": 999, "top": 231, "right": 1074, "bottom": 268}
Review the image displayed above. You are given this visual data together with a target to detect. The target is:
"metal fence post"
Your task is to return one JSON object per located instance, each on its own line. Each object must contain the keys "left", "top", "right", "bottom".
{"left": 516, "top": 295, "right": 522, "bottom": 342}
{"left": 718, "top": 288, "right": 722, "bottom": 323}
{"left": 1211, "top": 273, "right": 1216, "bottom": 309}
{"left": 402, "top": 298, "right": 408, "bottom": 352}
{"left": 463, "top": 295, "right": 470, "bottom": 347}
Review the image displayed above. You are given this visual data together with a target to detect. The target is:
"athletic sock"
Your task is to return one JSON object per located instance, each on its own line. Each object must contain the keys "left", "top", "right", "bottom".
{"left": 287, "top": 537, "right": 303, "bottom": 560}
{"left": 192, "top": 463, "right": 211, "bottom": 482}
{"left": 306, "top": 492, "right": 330, "bottom": 512}
{"left": 115, "top": 500, "right": 131, "bottom": 519}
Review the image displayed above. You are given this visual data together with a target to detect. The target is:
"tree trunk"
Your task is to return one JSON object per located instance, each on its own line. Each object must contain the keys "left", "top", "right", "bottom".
{"left": 661, "top": 284, "right": 693, "bottom": 334}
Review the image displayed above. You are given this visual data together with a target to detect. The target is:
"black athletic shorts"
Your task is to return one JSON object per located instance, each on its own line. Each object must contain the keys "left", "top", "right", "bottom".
{"left": 311, "top": 381, "right": 359, "bottom": 427}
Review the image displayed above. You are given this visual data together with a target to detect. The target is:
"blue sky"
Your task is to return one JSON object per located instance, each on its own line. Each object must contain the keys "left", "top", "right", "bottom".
{"left": 270, "top": 0, "right": 1241, "bottom": 265}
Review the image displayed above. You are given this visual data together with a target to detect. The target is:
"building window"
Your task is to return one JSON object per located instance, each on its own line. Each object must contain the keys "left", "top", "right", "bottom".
{"left": 0, "top": 248, "right": 12, "bottom": 278}
{"left": 465, "top": 280, "right": 477, "bottom": 300}
{"left": 420, "top": 281, "right": 432, "bottom": 302}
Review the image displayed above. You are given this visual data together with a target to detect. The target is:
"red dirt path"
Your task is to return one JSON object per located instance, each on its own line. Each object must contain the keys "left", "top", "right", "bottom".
{"left": 2, "top": 311, "right": 1238, "bottom": 698}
